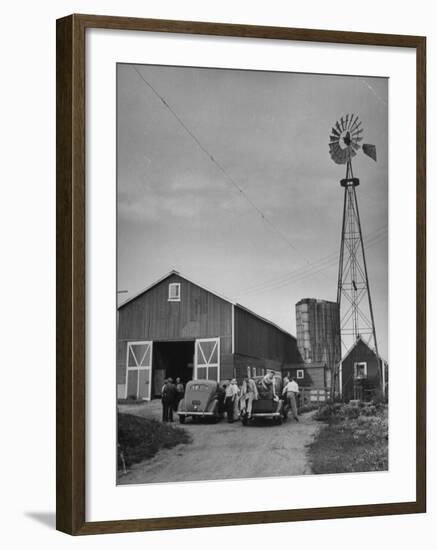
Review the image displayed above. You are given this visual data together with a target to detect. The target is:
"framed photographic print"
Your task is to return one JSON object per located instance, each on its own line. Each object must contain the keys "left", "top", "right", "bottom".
{"left": 56, "top": 14, "right": 426, "bottom": 535}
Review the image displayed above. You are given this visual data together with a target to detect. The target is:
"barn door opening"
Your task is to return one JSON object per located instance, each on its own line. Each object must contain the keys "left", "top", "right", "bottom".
{"left": 194, "top": 338, "right": 220, "bottom": 381}
{"left": 152, "top": 340, "right": 194, "bottom": 396}
{"left": 125, "top": 341, "right": 153, "bottom": 400}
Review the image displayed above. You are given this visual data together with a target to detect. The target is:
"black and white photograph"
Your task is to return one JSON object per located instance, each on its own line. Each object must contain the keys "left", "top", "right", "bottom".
{"left": 116, "top": 63, "right": 389, "bottom": 485}
{"left": 1, "top": 0, "right": 431, "bottom": 544}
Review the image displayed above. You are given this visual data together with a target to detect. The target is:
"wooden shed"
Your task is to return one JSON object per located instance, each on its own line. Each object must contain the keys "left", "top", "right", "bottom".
{"left": 117, "top": 271, "right": 300, "bottom": 400}
{"left": 337, "top": 337, "right": 388, "bottom": 401}
{"left": 286, "top": 362, "right": 330, "bottom": 390}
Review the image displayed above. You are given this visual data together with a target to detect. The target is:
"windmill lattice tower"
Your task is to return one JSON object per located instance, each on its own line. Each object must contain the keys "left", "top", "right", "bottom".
{"left": 329, "top": 114, "right": 381, "bottom": 390}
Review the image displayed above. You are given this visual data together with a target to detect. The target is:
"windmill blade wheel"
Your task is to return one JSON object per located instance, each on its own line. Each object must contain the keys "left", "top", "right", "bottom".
{"left": 329, "top": 114, "right": 363, "bottom": 165}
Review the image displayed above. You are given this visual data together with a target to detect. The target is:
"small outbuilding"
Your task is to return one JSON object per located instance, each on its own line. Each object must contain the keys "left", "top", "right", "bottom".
{"left": 117, "top": 270, "right": 300, "bottom": 400}
{"left": 337, "top": 336, "right": 388, "bottom": 401}
{"left": 286, "top": 362, "right": 331, "bottom": 390}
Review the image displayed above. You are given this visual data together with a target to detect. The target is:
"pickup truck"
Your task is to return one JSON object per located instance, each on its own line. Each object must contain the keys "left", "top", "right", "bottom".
{"left": 241, "top": 374, "right": 284, "bottom": 426}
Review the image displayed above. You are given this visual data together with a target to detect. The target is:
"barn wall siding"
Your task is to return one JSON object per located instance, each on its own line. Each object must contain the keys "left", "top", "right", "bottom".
{"left": 117, "top": 340, "right": 127, "bottom": 385}
{"left": 234, "top": 306, "right": 299, "bottom": 364}
{"left": 233, "top": 353, "right": 286, "bottom": 381}
{"left": 220, "top": 353, "right": 235, "bottom": 381}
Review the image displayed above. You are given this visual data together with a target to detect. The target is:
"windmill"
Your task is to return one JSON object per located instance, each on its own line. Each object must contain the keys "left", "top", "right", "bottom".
{"left": 329, "top": 114, "right": 382, "bottom": 398}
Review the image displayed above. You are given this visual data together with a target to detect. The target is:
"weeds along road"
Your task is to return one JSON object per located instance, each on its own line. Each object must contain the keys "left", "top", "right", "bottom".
{"left": 118, "top": 401, "right": 320, "bottom": 485}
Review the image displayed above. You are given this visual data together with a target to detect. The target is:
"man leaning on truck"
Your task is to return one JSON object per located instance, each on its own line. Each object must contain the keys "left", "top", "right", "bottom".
{"left": 283, "top": 377, "right": 299, "bottom": 422}
{"left": 224, "top": 379, "right": 239, "bottom": 423}
{"left": 240, "top": 373, "right": 259, "bottom": 419}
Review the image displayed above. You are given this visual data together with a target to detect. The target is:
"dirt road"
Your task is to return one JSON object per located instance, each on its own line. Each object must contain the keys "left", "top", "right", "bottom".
{"left": 118, "top": 401, "right": 320, "bottom": 485}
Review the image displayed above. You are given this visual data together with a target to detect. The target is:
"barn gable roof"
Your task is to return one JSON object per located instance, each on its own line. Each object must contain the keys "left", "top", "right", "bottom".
{"left": 118, "top": 270, "right": 234, "bottom": 309}
{"left": 118, "top": 269, "right": 296, "bottom": 340}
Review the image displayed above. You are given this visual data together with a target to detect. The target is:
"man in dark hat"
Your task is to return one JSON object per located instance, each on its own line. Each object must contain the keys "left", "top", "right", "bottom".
{"left": 175, "top": 377, "right": 185, "bottom": 411}
{"left": 162, "top": 378, "right": 177, "bottom": 422}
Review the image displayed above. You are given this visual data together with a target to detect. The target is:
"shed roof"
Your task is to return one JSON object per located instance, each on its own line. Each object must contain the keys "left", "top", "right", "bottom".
{"left": 340, "top": 336, "right": 387, "bottom": 365}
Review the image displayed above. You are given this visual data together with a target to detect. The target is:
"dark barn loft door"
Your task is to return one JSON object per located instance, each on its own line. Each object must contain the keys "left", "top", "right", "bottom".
{"left": 152, "top": 340, "right": 195, "bottom": 395}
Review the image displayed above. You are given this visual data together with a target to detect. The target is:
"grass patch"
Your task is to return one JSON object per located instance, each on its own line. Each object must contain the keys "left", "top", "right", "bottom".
{"left": 118, "top": 412, "right": 192, "bottom": 469}
{"left": 308, "top": 405, "right": 388, "bottom": 474}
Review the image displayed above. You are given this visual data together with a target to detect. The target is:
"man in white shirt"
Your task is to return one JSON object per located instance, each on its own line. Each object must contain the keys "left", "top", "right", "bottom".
{"left": 282, "top": 378, "right": 299, "bottom": 421}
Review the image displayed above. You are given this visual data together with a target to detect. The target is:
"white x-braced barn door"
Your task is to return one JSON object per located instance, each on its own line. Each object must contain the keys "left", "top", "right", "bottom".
{"left": 194, "top": 338, "right": 220, "bottom": 381}
{"left": 125, "top": 341, "right": 153, "bottom": 400}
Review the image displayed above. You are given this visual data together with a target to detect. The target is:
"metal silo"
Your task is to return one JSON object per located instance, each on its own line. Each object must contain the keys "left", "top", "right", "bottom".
{"left": 295, "top": 298, "right": 341, "bottom": 387}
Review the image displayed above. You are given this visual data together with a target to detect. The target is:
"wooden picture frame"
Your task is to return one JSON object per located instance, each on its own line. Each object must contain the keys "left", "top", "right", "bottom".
{"left": 56, "top": 13, "right": 426, "bottom": 535}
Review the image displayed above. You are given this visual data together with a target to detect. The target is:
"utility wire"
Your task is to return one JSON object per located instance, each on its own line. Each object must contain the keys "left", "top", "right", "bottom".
{"left": 244, "top": 234, "right": 386, "bottom": 296}
{"left": 234, "top": 232, "right": 386, "bottom": 298}
{"left": 245, "top": 233, "right": 385, "bottom": 293}
{"left": 133, "top": 66, "right": 322, "bottom": 267}
{"left": 233, "top": 225, "right": 387, "bottom": 297}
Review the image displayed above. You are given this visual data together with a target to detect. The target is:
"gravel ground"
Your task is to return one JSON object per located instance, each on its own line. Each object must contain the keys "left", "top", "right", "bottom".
{"left": 117, "top": 400, "right": 320, "bottom": 485}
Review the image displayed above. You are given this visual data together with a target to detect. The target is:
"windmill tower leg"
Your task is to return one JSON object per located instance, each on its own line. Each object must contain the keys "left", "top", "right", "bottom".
{"left": 353, "top": 184, "right": 383, "bottom": 397}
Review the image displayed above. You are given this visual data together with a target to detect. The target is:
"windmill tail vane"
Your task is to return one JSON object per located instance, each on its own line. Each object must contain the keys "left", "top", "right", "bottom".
{"left": 362, "top": 143, "right": 377, "bottom": 162}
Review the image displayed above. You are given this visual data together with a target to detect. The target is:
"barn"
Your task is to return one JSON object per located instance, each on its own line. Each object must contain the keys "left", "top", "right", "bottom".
{"left": 117, "top": 270, "right": 300, "bottom": 400}
{"left": 337, "top": 336, "right": 388, "bottom": 401}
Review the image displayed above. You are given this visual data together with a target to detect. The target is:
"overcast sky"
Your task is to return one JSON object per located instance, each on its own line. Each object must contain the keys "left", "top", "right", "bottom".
{"left": 117, "top": 64, "right": 388, "bottom": 359}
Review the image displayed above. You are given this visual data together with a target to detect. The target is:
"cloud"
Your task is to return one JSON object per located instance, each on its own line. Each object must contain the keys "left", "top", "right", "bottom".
{"left": 118, "top": 193, "right": 202, "bottom": 223}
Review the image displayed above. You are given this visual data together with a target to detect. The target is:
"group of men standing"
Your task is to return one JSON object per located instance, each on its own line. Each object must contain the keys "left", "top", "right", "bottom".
{"left": 161, "top": 377, "right": 185, "bottom": 422}
{"left": 220, "top": 370, "right": 300, "bottom": 423}
{"left": 160, "top": 370, "right": 300, "bottom": 424}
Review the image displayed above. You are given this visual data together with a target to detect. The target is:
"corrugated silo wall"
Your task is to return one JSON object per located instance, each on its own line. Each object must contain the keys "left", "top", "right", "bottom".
{"left": 296, "top": 301, "right": 311, "bottom": 362}
{"left": 233, "top": 306, "right": 299, "bottom": 382}
{"left": 296, "top": 299, "right": 340, "bottom": 368}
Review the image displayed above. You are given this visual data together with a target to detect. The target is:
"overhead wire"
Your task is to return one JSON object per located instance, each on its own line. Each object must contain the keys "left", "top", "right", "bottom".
{"left": 232, "top": 225, "right": 387, "bottom": 297}
{"left": 132, "top": 65, "right": 330, "bottom": 273}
